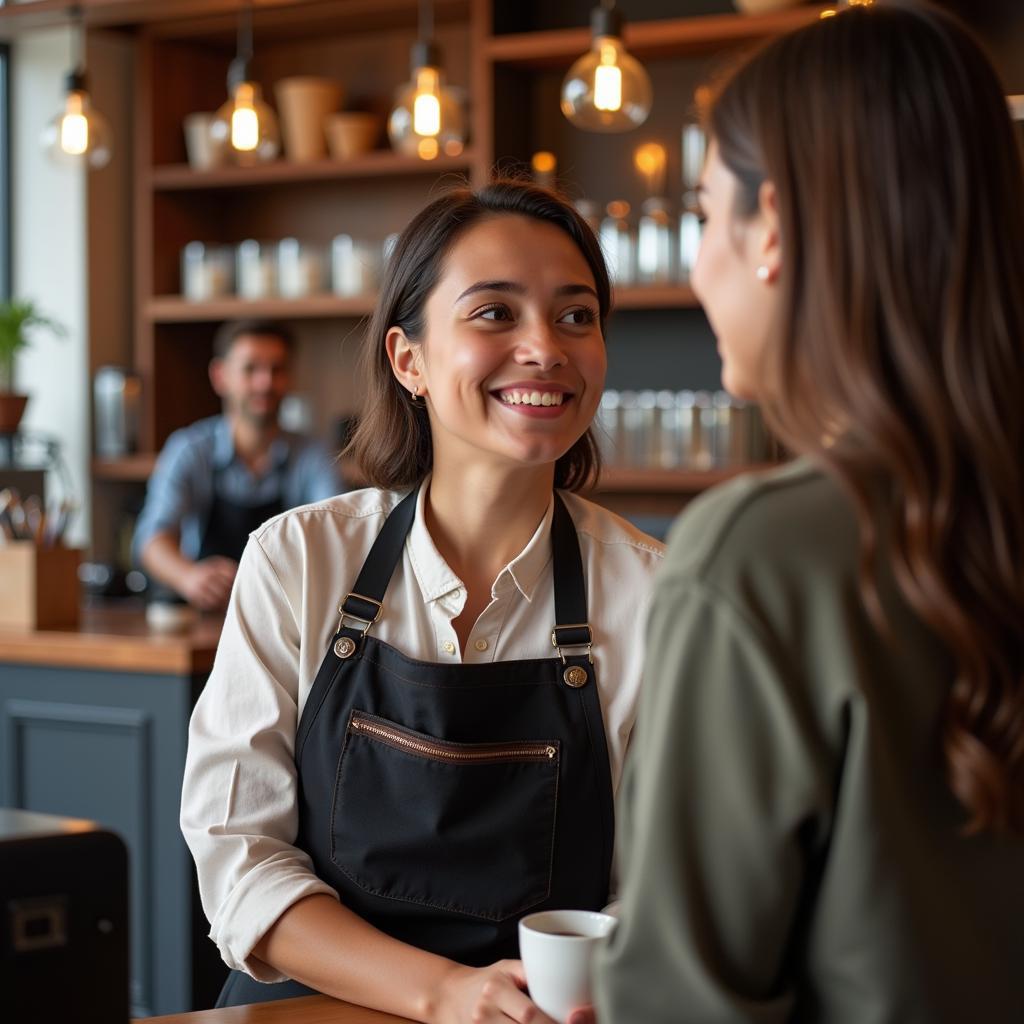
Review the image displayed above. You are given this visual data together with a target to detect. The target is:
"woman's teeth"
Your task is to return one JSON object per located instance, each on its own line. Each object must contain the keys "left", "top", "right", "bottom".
{"left": 499, "top": 390, "right": 565, "bottom": 407}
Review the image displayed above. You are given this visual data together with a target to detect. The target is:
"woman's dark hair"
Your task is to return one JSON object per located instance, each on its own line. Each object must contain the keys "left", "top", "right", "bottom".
{"left": 706, "top": 3, "right": 1024, "bottom": 834}
{"left": 346, "top": 179, "right": 610, "bottom": 491}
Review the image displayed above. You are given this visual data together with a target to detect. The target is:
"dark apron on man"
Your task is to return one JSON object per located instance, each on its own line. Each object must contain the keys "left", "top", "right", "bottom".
{"left": 147, "top": 466, "right": 284, "bottom": 607}
{"left": 216, "top": 485, "right": 615, "bottom": 1007}
{"left": 196, "top": 473, "right": 285, "bottom": 564}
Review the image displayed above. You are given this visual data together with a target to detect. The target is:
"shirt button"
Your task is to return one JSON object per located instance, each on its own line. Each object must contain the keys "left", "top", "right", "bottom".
{"left": 443, "top": 641, "right": 456, "bottom": 654}
{"left": 474, "top": 639, "right": 488, "bottom": 652}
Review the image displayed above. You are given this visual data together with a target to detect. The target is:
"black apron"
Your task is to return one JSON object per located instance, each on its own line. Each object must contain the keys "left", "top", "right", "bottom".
{"left": 196, "top": 479, "right": 285, "bottom": 564}
{"left": 217, "top": 486, "right": 615, "bottom": 1008}
{"left": 146, "top": 466, "right": 284, "bottom": 607}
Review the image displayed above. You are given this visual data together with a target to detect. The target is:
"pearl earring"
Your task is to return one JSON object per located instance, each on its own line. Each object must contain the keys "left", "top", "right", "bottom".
{"left": 756, "top": 265, "right": 771, "bottom": 282}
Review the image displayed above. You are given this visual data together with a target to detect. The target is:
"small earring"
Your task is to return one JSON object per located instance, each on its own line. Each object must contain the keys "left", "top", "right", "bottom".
{"left": 756, "top": 265, "right": 772, "bottom": 282}
{"left": 410, "top": 386, "right": 422, "bottom": 403}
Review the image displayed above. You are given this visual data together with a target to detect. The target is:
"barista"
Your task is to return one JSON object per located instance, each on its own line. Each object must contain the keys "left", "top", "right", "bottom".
{"left": 133, "top": 320, "right": 341, "bottom": 611}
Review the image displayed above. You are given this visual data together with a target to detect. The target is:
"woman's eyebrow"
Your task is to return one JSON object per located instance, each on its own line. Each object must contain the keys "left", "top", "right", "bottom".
{"left": 555, "top": 284, "right": 599, "bottom": 301}
{"left": 454, "top": 281, "right": 599, "bottom": 303}
{"left": 454, "top": 280, "right": 527, "bottom": 303}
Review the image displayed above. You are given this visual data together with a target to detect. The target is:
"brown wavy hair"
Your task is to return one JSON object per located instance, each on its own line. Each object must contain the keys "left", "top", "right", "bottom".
{"left": 346, "top": 179, "right": 609, "bottom": 491}
{"left": 707, "top": 3, "right": 1024, "bottom": 833}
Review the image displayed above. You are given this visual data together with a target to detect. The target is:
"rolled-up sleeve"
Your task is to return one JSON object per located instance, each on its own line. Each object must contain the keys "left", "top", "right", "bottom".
{"left": 594, "top": 575, "right": 835, "bottom": 1023}
{"left": 180, "top": 534, "right": 338, "bottom": 979}
{"left": 132, "top": 432, "right": 197, "bottom": 564}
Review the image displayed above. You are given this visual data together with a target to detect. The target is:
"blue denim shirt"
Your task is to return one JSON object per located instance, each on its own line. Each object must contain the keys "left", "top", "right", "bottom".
{"left": 132, "top": 415, "right": 342, "bottom": 564}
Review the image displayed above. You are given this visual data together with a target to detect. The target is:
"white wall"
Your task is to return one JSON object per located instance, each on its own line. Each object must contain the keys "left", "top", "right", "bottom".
{"left": 12, "top": 27, "right": 90, "bottom": 546}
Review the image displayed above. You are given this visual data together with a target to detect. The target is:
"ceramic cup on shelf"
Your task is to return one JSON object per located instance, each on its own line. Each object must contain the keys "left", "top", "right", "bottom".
{"left": 182, "top": 111, "right": 226, "bottom": 170}
{"left": 325, "top": 112, "right": 381, "bottom": 160}
{"left": 275, "top": 76, "right": 344, "bottom": 162}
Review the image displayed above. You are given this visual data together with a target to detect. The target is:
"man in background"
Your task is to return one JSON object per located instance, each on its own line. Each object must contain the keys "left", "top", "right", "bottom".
{"left": 134, "top": 320, "right": 342, "bottom": 611}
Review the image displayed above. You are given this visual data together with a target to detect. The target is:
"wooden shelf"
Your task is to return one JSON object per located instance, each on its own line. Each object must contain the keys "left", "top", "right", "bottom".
{"left": 595, "top": 464, "right": 775, "bottom": 494}
{"left": 146, "top": 285, "right": 697, "bottom": 322}
{"left": 146, "top": 295, "right": 376, "bottom": 322}
{"left": 92, "top": 455, "right": 158, "bottom": 482}
{"left": 614, "top": 285, "right": 698, "bottom": 310}
{"left": 484, "top": 7, "right": 832, "bottom": 69}
{"left": 151, "top": 150, "right": 477, "bottom": 191}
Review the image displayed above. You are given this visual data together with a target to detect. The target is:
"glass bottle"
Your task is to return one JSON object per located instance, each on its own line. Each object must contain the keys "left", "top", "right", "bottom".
{"left": 599, "top": 200, "right": 635, "bottom": 286}
{"left": 637, "top": 197, "right": 674, "bottom": 285}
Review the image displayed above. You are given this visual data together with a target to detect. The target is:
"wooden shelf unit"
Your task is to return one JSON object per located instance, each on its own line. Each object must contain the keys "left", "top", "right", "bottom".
{"left": 483, "top": 6, "right": 832, "bottom": 69}
{"left": 150, "top": 150, "right": 477, "bottom": 190}
{"left": 76, "top": 0, "right": 810, "bottom": 564}
{"left": 145, "top": 295, "right": 377, "bottom": 322}
{"left": 145, "top": 285, "right": 697, "bottom": 323}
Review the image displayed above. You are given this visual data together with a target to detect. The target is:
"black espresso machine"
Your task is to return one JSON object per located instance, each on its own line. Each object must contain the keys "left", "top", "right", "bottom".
{"left": 1, "top": 808, "right": 129, "bottom": 1023}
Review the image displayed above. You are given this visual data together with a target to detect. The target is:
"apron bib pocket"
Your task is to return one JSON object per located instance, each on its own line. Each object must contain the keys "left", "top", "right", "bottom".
{"left": 330, "top": 710, "right": 560, "bottom": 922}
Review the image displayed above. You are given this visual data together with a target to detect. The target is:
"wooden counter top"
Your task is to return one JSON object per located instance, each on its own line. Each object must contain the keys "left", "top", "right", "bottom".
{"left": 137, "top": 995, "right": 410, "bottom": 1023}
{"left": 0, "top": 605, "right": 222, "bottom": 675}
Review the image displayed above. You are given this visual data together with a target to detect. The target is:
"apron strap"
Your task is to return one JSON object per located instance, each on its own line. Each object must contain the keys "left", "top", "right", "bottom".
{"left": 339, "top": 485, "right": 420, "bottom": 630}
{"left": 338, "top": 486, "right": 590, "bottom": 654}
{"left": 550, "top": 493, "right": 592, "bottom": 662}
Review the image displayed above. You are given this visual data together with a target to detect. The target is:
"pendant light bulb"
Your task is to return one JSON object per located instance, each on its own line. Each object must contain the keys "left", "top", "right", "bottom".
{"left": 388, "top": 0, "right": 466, "bottom": 161}
{"left": 210, "top": 4, "right": 280, "bottom": 165}
{"left": 230, "top": 82, "right": 261, "bottom": 151}
{"left": 42, "top": 9, "right": 113, "bottom": 171}
{"left": 561, "top": 3, "right": 652, "bottom": 133}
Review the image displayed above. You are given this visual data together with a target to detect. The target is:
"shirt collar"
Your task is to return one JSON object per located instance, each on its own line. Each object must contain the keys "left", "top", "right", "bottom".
{"left": 212, "top": 415, "right": 291, "bottom": 471}
{"left": 212, "top": 416, "right": 235, "bottom": 469}
{"left": 406, "top": 479, "right": 555, "bottom": 605}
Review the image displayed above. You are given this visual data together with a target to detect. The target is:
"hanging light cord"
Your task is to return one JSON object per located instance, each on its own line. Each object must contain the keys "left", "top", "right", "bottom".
{"left": 71, "top": 3, "right": 85, "bottom": 75}
{"left": 419, "top": 0, "right": 434, "bottom": 43}
{"left": 238, "top": 0, "right": 254, "bottom": 65}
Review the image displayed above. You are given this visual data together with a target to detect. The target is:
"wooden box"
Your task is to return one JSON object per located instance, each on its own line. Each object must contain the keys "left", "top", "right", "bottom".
{"left": 0, "top": 544, "right": 82, "bottom": 630}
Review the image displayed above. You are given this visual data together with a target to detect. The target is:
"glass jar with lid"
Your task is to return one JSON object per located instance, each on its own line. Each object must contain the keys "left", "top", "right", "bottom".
{"left": 180, "top": 241, "right": 234, "bottom": 301}
{"left": 331, "top": 234, "right": 380, "bottom": 297}
{"left": 277, "top": 238, "right": 326, "bottom": 298}
{"left": 236, "top": 239, "right": 277, "bottom": 300}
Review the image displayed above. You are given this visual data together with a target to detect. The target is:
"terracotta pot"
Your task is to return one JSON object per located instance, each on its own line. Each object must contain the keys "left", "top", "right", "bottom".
{"left": 0, "top": 392, "right": 29, "bottom": 434}
{"left": 325, "top": 112, "right": 381, "bottom": 160}
{"left": 275, "top": 76, "right": 345, "bottom": 162}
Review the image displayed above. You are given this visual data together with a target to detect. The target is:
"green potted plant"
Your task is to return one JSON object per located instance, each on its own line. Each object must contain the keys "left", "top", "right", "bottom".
{"left": 0, "top": 299, "right": 67, "bottom": 434}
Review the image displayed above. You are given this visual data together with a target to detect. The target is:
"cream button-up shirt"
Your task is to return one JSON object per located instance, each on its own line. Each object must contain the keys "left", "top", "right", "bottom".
{"left": 180, "top": 484, "right": 664, "bottom": 979}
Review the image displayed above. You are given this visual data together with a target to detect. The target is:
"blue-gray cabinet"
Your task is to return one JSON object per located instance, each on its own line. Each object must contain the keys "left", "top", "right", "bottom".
{"left": 0, "top": 610, "right": 226, "bottom": 1016}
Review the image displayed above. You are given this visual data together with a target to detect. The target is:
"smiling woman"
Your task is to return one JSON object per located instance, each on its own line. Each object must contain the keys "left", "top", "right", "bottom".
{"left": 179, "top": 179, "right": 665, "bottom": 1022}
{"left": 349, "top": 181, "right": 611, "bottom": 493}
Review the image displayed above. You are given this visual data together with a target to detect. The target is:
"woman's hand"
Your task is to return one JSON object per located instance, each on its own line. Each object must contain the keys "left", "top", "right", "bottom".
{"left": 432, "top": 960, "right": 594, "bottom": 1024}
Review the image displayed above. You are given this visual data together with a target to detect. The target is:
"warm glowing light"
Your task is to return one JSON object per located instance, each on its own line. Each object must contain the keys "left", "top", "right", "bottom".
{"left": 60, "top": 94, "right": 89, "bottom": 155}
{"left": 634, "top": 142, "right": 666, "bottom": 194}
{"left": 532, "top": 151, "right": 556, "bottom": 175}
{"left": 413, "top": 67, "right": 442, "bottom": 136}
{"left": 417, "top": 137, "right": 439, "bottom": 160}
{"left": 594, "top": 45, "right": 623, "bottom": 112}
{"left": 230, "top": 83, "right": 259, "bottom": 151}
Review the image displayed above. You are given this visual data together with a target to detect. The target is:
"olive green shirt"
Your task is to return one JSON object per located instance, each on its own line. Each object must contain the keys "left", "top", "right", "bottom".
{"left": 595, "top": 459, "right": 1024, "bottom": 1023}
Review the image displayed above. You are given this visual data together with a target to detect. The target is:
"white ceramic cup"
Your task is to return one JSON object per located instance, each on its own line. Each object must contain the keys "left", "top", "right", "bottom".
{"left": 518, "top": 909, "right": 617, "bottom": 1023}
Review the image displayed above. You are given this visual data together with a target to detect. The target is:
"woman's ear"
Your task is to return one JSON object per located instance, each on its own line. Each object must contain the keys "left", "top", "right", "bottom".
{"left": 755, "top": 179, "right": 782, "bottom": 282}
{"left": 385, "top": 327, "right": 425, "bottom": 398}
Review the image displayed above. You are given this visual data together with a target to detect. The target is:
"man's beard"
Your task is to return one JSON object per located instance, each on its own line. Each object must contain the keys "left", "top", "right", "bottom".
{"left": 240, "top": 396, "right": 280, "bottom": 427}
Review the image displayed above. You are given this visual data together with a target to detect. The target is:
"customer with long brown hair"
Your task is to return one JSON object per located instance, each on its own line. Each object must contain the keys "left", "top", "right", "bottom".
{"left": 181, "top": 180, "right": 662, "bottom": 1020}
{"left": 596, "top": 4, "right": 1024, "bottom": 1021}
